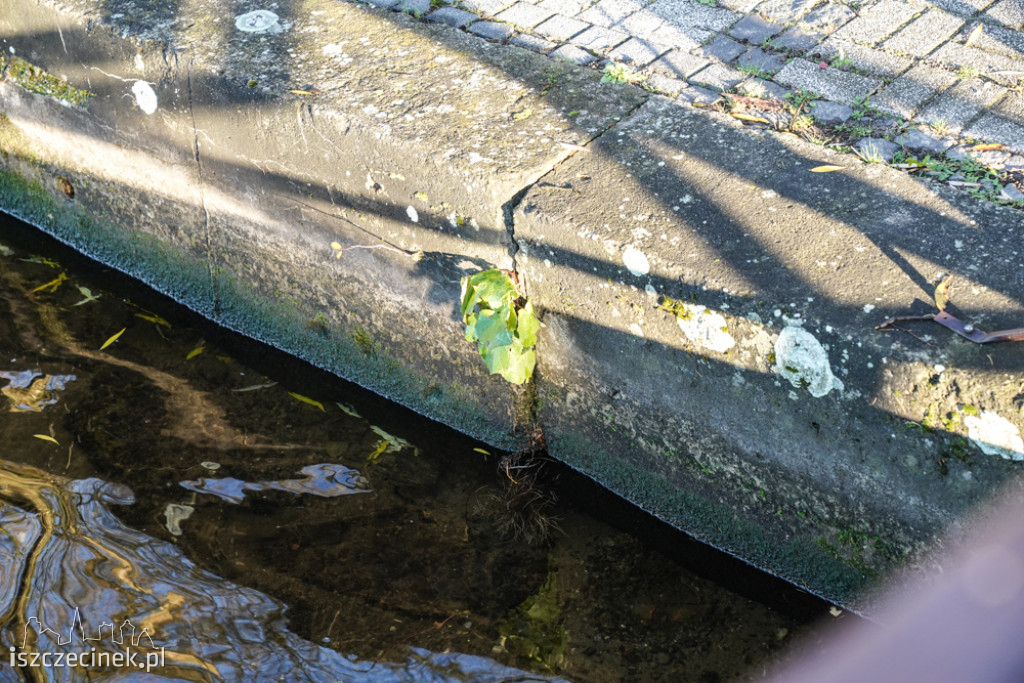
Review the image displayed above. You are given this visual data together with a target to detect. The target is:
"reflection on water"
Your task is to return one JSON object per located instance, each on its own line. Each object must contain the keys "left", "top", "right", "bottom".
{"left": 0, "top": 460, "right": 563, "bottom": 682}
{"left": 0, "top": 214, "right": 822, "bottom": 682}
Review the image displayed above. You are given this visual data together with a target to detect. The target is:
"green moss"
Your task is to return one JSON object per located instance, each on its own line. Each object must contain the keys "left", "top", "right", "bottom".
{"left": 1, "top": 56, "right": 92, "bottom": 107}
{"left": 499, "top": 566, "right": 567, "bottom": 672}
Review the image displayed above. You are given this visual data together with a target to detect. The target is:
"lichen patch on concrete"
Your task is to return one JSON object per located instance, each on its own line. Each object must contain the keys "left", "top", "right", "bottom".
{"left": 774, "top": 325, "right": 843, "bottom": 398}
{"left": 965, "top": 410, "right": 1024, "bottom": 461}
{"left": 675, "top": 305, "right": 735, "bottom": 354}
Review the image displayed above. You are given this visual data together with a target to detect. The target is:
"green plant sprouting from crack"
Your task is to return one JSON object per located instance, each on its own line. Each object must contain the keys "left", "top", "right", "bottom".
{"left": 460, "top": 269, "right": 539, "bottom": 384}
{"left": 601, "top": 62, "right": 644, "bottom": 85}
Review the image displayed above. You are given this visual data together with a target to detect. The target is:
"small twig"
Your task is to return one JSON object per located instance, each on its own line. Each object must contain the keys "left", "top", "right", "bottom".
{"left": 382, "top": 611, "right": 465, "bottom": 656}
{"left": 875, "top": 315, "right": 936, "bottom": 345}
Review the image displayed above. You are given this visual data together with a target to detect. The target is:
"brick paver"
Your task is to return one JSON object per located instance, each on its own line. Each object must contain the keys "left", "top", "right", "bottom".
{"left": 365, "top": 0, "right": 1024, "bottom": 157}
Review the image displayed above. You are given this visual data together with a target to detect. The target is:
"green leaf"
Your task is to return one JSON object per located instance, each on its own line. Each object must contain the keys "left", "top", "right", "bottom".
{"left": 475, "top": 309, "right": 514, "bottom": 347}
{"left": 501, "top": 347, "right": 535, "bottom": 385}
{"left": 459, "top": 276, "right": 479, "bottom": 317}
{"left": 469, "top": 270, "right": 516, "bottom": 308}
{"left": 517, "top": 301, "right": 539, "bottom": 348}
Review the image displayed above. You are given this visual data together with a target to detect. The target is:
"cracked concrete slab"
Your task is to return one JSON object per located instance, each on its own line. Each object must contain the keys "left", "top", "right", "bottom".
{"left": 515, "top": 94, "right": 1024, "bottom": 609}
{"left": 0, "top": 0, "right": 645, "bottom": 451}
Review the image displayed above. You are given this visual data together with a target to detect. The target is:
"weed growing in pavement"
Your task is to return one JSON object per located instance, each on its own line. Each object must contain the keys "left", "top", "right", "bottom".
{"left": 601, "top": 62, "right": 644, "bottom": 84}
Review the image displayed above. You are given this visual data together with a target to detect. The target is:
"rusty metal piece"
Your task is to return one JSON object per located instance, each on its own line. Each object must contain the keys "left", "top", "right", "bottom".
{"left": 876, "top": 311, "right": 1024, "bottom": 344}
{"left": 932, "top": 311, "right": 1024, "bottom": 344}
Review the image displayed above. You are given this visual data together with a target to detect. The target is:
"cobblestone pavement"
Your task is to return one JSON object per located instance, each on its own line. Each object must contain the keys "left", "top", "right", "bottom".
{"left": 361, "top": 0, "right": 1024, "bottom": 201}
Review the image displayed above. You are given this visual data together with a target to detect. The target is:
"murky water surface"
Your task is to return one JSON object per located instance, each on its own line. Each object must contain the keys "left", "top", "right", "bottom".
{"left": 0, "top": 216, "right": 828, "bottom": 681}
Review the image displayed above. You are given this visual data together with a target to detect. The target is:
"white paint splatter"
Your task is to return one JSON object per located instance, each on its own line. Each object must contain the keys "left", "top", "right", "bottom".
{"left": 965, "top": 411, "right": 1024, "bottom": 461}
{"left": 862, "top": 304, "right": 875, "bottom": 313}
{"left": 131, "top": 81, "right": 157, "bottom": 115}
{"left": 774, "top": 326, "right": 843, "bottom": 397}
{"left": 234, "top": 9, "right": 283, "bottom": 33}
{"left": 622, "top": 246, "right": 649, "bottom": 276}
{"left": 406, "top": 206, "right": 419, "bottom": 223}
{"left": 676, "top": 305, "right": 735, "bottom": 353}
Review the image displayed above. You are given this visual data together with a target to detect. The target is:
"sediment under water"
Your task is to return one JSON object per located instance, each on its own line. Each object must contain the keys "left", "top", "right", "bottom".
{"left": 0, "top": 214, "right": 833, "bottom": 682}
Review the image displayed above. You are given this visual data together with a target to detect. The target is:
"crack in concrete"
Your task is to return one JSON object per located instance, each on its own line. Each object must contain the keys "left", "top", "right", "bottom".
{"left": 500, "top": 92, "right": 651, "bottom": 439}
{"left": 185, "top": 62, "right": 216, "bottom": 313}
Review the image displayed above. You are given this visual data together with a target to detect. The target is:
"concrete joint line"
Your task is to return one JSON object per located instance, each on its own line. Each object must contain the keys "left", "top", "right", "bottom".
{"left": 185, "top": 66, "right": 215, "bottom": 308}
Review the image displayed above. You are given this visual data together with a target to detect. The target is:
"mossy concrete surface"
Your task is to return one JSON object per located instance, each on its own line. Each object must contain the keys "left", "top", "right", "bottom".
{"left": 0, "top": 0, "right": 642, "bottom": 451}
{"left": 2, "top": 0, "right": 1024, "bottom": 612}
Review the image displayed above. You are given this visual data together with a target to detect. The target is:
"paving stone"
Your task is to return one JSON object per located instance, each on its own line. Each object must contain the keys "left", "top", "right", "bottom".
{"left": 757, "top": 0, "right": 818, "bottom": 24}
{"left": 797, "top": 4, "right": 857, "bottom": 34}
{"left": 917, "top": 78, "right": 1007, "bottom": 135}
{"left": 607, "top": 37, "right": 668, "bottom": 66}
{"left": 873, "top": 64, "right": 958, "bottom": 119}
{"left": 550, "top": 43, "right": 599, "bottom": 64}
{"left": 535, "top": 13, "right": 590, "bottom": 40}
{"left": 459, "top": 0, "right": 515, "bottom": 14}
{"left": 699, "top": 34, "right": 746, "bottom": 62}
{"left": 510, "top": 33, "right": 558, "bottom": 51}
{"left": 537, "top": 0, "right": 590, "bottom": 15}
{"left": 648, "top": 24, "right": 704, "bottom": 51}
{"left": 615, "top": 10, "right": 666, "bottom": 41}
{"left": 1000, "top": 184, "right": 1024, "bottom": 203}
{"left": 813, "top": 38, "right": 912, "bottom": 78}
{"left": 931, "top": 43, "right": 1022, "bottom": 85}
{"left": 649, "top": 49, "right": 711, "bottom": 79}
{"left": 717, "top": 0, "right": 761, "bottom": 11}
{"left": 774, "top": 58, "right": 882, "bottom": 104}
{"left": 648, "top": 0, "right": 740, "bottom": 33}
{"left": 930, "top": 0, "right": 999, "bottom": 18}
{"left": 496, "top": 2, "right": 555, "bottom": 28}
{"left": 579, "top": 0, "right": 646, "bottom": 28}
{"left": 1005, "top": 155, "right": 1024, "bottom": 171}
{"left": 396, "top": 0, "right": 431, "bottom": 14}
{"left": 646, "top": 72, "right": 689, "bottom": 96}
{"left": 364, "top": 0, "right": 400, "bottom": 9}
{"left": 737, "top": 47, "right": 786, "bottom": 75}
{"left": 894, "top": 128, "right": 957, "bottom": 155}
{"left": 737, "top": 77, "right": 789, "bottom": 100}
{"left": 772, "top": 27, "right": 822, "bottom": 51}
{"left": 677, "top": 83, "right": 721, "bottom": 105}
{"left": 573, "top": 25, "right": 630, "bottom": 51}
{"left": 962, "top": 23, "right": 1024, "bottom": 61}
{"left": 964, "top": 92, "right": 1024, "bottom": 155}
{"left": 729, "top": 15, "right": 783, "bottom": 44}
{"left": 426, "top": 6, "right": 479, "bottom": 27}
{"left": 809, "top": 100, "right": 853, "bottom": 123}
{"left": 854, "top": 137, "right": 900, "bottom": 162}
{"left": 468, "top": 20, "right": 516, "bottom": 38}
{"left": 690, "top": 63, "right": 746, "bottom": 91}
{"left": 946, "top": 144, "right": 1011, "bottom": 166}
{"left": 985, "top": 0, "right": 1024, "bottom": 29}
{"left": 831, "top": 1, "right": 921, "bottom": 45}
{"left": 882, "top": 9, "right": 964, "bottom": 57}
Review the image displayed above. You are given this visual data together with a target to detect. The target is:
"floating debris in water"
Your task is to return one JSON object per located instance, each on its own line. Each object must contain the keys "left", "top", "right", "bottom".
{"left": 180, "top": 463, "right": 372, "bottom": 505}
{"left": 163, "top": 503, "right": 194, "bottom": 536}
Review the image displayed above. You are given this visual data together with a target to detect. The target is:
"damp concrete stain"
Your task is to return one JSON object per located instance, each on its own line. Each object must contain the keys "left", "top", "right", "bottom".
{"left": 774, "top": 325, "right": 843, "bottom": 398}
{"left": 964, "top": 410, "right": 1024, "bottom": 461}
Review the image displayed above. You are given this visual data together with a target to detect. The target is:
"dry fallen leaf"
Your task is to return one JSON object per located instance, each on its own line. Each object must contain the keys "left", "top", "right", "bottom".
{"left": 970, "top": 143, "right": 1004, "bottom": 151}
{"left": 965, "top": 23, "right": 984, "bottom": 47}
{"left": 811, "top": 165, "right": 845, "bottom": 172}
{"left": 935, "top": 276, "right": 953, "bottom": 311}
{"left": 731, "top": 112, "right": 771, "bottom": 125}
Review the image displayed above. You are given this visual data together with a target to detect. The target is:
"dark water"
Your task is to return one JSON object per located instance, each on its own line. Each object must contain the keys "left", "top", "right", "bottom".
{"left": 0, "top": 214, "right": 832, "bottom": 682}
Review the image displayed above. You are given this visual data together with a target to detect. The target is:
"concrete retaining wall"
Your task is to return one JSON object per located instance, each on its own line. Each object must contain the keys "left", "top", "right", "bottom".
{"left": 3, "top": 0, "right": 1024, "bottom": 610}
